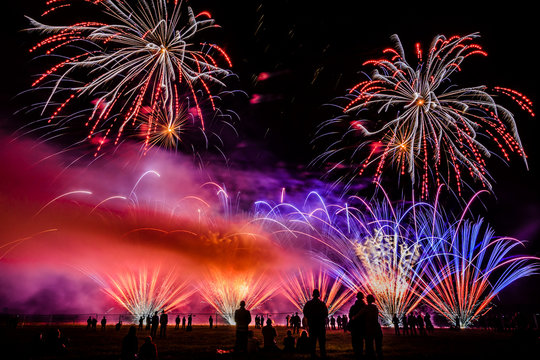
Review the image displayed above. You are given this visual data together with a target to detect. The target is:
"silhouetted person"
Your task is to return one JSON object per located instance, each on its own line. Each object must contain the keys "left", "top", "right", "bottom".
{"left": 359, "top": 294, "right": 382, "bottom": 360}
{"left": 234, "top": 300, "right": 252, "bottom": 353}
{"left": 139, "top": 316, "right": 144, "bottom": 331}
{"left": 255, "top": 315, "right": 260, "bottom": 329}
{"left": 296, "top": 330, "right": 310, "bottom": 354}
{"left": 146, "top": 315, "right": 151, "bottom": 331}
{"left": 286, "top": 314, "right": 291, "bottom": 328}
{"left": 342, "top": 314, "right": 349, "bottom": 332}
{"left": 182, "top": 316, "right": 186, "bottom": 329}
{"left": 303, "top": 288, "right": 329, "bottom": 359}
{"left": 392, "top": 314, "right": 400, "bottom": 335}
{"left": 330, "top": 316, "right": 336, "bottom": 330}
{"left": 187, "top": 314, "right": 193, "bottom": 330}
{"left": 408, "top": 313, "right": 416, "bottom": 335}
{"left": 424, "top": 313, "right": 433, "bottom": 333}
{"left": 46, "top": 328, "right": 68, "bottom": 355}
{"left": 455, "top": 315, "right": 460, "bottom": 330}
{"left": 292, "top": 312, "right": 301, "bottom": 334}
{"left": 402, "top": 314, "right": 409, "bottom": 336}
{"left": 121, "top": 326, "right": 138, "bottom": 360}
{"left": 92, "top": 317, "right": 97, "bottom": 331}
{"left": 138, "top": 336, "right": 157, "bottom": 360}
{"left": 101, "top": 316, "right": 107, "bottom": 331}
{"left": 175, "top": 315, "right": 180, "bottom": 329}
{"left": 416, "top": 313, "right": 425, "bottom": 335}
{"left": 116, "top": 320, "right": 122, "bottom": 331}
{"left": 87, "top": 316, "right": 92, "bottom": 330}
{"left": 283, "top": 330, "right": 295, "bottom": 353}
{"left": 151, "top": 312, "right": 159, "bottom": 338}
{"left": 349, "top": 291, "right": 366, "bottom": 359}
{"left": 247, "top": 330, "right": 260, "bottom": 354}
{"left": 159, "top": 311, "right": 168, "bottom": 338}
{"left": 209, "top": 315, "right": 213, "bottom": 328}
{"left": 262, "top": 318, "right": 280, "bottom": 352}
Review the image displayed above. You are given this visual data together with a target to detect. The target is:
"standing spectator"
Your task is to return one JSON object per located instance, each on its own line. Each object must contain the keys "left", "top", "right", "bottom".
{"left": 342, "top": 314, "right": 348, "bottom": 332}
{"left": 182, "top": 316, "right": 186, "bottom": 330}
{"left": 408, "top": 313, "right": 417, "bottom": 335}
{"left": 138, "top": 336, "right": 158, "bottom": 360}
{"left": 87, "top": 316, "right": 92, "bottom": 330}
{"left": 150, "top": 312, "right": 159, "bottom": 338}
{"left": 392, "top": 314, "right": 400, "bottom": 335}
{"left": 175, "top": 315, "right": 180, "bottom": 330}
{"left": 286, "top": 314, "right": 291, "bottom": 328}
{"left": 283, "top": 330, "right": 295, "bottom": 353}
{"left": 159, "top": 311, "right": 168, "bottom": 338}
{"left": 292, "top": 312, "right": 301, "bottom": 334}
{"left": 121, "top": 326, "right": 138, "bottom": 360}
{"left": 337, "top": 315, "right": 342, "bottom": 330}
{"left": 146, "top": 315, "right": 151, "bottom": 331}
{"left": 402, "top": 314, "right": 409, "bottom": 336}
{"left": 234, "top": 300, "right": 252, "bottom": 353}
{"left": 424, "top": 313, "right": 434, "bottom": 333}
{"left": 261, "top": 318, "right": 280, "bottom": 352}
{"left": 303, "top": 289, "right": 329, "bottom": 359}
{"left": 91, "top": 317, "right": 97, "bottom": 331}
{"left": 138, "top": 316, "right": 144, "bottom": 331}
{"left": 349, "top": 292, "right": 366, "bottom": 359}
{"left": 330, "top": 316, "right": 336, "bottom": 330}
{"left": 209, "top": 315, "right": 214, "bottom": 328}
{"left": 360, "top": 294, "right": 383, "bottom": 360}
{"left": 101, "top": 316, "right": 107, "bottom": 331}
{"left": 417, "top": 313, "right": 425, "bottom": 335}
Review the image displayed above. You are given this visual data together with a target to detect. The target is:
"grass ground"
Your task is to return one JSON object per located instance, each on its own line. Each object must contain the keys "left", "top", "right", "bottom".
{"left": 1, "top": 324, "right": 538, "bottom": 359}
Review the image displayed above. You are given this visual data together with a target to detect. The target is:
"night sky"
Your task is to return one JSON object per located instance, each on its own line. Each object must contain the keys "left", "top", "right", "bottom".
{"left": 1, "top": 1, "right": 539, "bottom": 309}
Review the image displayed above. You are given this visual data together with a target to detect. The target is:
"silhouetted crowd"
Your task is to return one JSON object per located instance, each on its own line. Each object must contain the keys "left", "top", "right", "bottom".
{"left": 233, "top": 290, "right": 386, "bottom": 359}
{"left": 8, "top": 295, "right": 538, "bottom": 360}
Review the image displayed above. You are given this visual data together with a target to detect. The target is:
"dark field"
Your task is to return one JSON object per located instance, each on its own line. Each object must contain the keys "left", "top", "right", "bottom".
{"left": 1, "top": 325, "right": 538, "bottom": 360}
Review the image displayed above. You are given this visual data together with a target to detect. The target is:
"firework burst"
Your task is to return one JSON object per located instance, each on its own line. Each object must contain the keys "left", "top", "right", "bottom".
{"left": 315, "top": 33, "right": 533, "bottom": 199}
{"left": 26, "top": 0, "right": 234, "bottom": 155}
